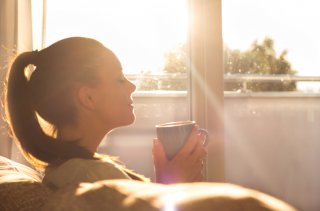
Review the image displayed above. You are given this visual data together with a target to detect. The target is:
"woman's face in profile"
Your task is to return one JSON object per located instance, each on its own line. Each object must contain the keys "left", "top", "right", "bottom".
{"left": 91, "top": 54, "right": 136, "bottom": 130}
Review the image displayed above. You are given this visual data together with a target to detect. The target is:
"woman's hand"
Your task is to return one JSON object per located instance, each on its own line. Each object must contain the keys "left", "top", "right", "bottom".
{"left": 152, "top": 126, "right": 207, "bottom": 184}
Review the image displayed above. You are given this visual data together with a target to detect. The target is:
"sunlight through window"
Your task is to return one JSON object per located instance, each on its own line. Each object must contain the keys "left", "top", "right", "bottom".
{"left": 223, "top": 0, "right": 320, "bottom": 92}
{"left": 45, "top": 0, "right": 188, "bottom": 90}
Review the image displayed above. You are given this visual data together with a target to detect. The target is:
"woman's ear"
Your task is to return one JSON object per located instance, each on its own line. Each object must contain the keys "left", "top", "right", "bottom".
{"left": 76, "top": 86, "right": 98, "bottom": 110}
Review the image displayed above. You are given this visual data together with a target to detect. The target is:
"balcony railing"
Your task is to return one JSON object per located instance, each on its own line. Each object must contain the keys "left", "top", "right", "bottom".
{"left": 225, "top": 74, "right": 320, "bottom": 93}
{"left": 126, "top": 73, "right": 320, "bottom": 93}
{"left": 224, "top": 74, "right": 320, "bottom": 81}
{"left": 128, "top": 73, "right": 320, "bottom": 81}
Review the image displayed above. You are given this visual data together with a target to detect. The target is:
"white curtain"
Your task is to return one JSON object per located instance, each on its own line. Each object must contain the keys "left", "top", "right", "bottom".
{"left": 0, "top": 0, "right": 42, "bottom": 161}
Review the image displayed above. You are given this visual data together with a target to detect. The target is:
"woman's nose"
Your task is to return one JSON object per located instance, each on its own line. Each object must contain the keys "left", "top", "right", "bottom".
{"left": 128, "top": 80, "right": 136, "bottom": 93}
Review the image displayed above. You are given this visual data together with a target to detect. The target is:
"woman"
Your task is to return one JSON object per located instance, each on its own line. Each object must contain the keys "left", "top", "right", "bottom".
{"left": 5, "top": 37, "right": 207, "bottom": 189}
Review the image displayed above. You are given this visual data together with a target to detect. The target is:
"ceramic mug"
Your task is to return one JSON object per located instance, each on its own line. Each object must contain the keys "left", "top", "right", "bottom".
{"left": 155, "top": 120, "right": 209, "bottom": 160}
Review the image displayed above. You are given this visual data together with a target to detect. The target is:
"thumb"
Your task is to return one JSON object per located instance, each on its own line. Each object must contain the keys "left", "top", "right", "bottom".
{"left": 152, "top": 138, "right": 168, "bottom": 167}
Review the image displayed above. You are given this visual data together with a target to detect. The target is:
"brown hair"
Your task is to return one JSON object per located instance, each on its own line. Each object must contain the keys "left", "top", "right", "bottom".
{"left": 5, "top": 37, "right": 117, "bottom": 167}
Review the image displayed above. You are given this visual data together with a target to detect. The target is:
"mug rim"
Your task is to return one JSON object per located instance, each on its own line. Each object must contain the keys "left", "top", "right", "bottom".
{"left": 155, "top": 120, "right": 195, "bottom": 128}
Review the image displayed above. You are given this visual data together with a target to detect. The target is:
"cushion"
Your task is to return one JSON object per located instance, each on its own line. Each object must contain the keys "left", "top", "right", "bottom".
{"left": 0, "top": 156, "right": 51, "bottom": 211}
{"left": 0, "top": 156, "right": 42, "bottom": 182}
{"left": 0, "top": 181, "right": 51, "bottom": 211}
{"left": 42, "top": 179, "right": 297, "bottom": 211}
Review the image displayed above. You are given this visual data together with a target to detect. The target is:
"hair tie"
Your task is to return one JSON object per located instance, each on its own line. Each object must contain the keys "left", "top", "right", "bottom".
{"left": 30, "top": 50, "right": 39, "bottom": 65}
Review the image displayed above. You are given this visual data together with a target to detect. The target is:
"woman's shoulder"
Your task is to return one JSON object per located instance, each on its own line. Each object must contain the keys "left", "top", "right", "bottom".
{"left": 42, "top": 158, "right": 131, "bottom": 189}
{"left": 59, "top": 158, "right": 113, "bottom": 168}
{"left": 49, "top": 158, "right": 131, "bottom": 177}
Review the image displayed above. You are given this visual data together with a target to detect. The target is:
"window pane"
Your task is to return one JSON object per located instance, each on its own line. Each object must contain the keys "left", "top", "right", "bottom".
{"left": 223, "top": 1, "right": 320, "bottom": 210}
{"left": 46, "top": 0, "right": 188, "bottom": 91}
{"left": 223, "top": 0, "right": 320, "bottom": 92}
{"left": 45, "top": 0, "right": 189, "bottom": 179}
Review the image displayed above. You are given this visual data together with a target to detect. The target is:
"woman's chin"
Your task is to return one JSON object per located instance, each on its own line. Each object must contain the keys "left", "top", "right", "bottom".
{"left": 127, "top": 114, "right": 136, "bottom": 125}
{"left": 119, "top": 114, "right": 136, "bottom": 127}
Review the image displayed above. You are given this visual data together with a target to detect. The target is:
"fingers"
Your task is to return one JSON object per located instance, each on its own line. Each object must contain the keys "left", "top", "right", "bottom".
{"left": 184, "top": 158, "right": 204, "bottom": 182}
{"left": 175, "top": 125, "right": 207, "bottom": 166}
{"left": 189, "top": 141, "right": 206, "bottom": 181}
{"left": 178, "top": 126, "right": 200, "bottom": 156}
{"left": 193, "top": 169, "right": 204, "bottom": 182}
{"left": 152, "top": 139, "right": 168, "bottom": 167}
{"left": 153, "top": 126, "right": 208, "bottom": 184}
{"left": 190, "top": 140, "right": 207, "bottom": 164}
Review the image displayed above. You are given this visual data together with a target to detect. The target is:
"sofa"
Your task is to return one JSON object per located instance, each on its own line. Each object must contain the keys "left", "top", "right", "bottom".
{"left": 0, "top": 156, "right": 297, "bottom": 211}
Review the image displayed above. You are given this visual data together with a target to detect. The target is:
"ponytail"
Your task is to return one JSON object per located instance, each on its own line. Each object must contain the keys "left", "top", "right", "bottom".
{"left": 5, "top": 51, "right": 93, "bottom": 168}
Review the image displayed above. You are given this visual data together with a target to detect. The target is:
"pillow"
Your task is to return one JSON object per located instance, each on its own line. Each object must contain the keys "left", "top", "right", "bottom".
{"left": 0, "top": 156, "right": 42, "bottom": 183}
{"left": 42, "top": 179, "right": 297, "bottom": 211}
{"left": 0, "top": 156, "right": 51, "bottom": 211}
{"left": 0, "top": 181, "right": 51, "bottom": 211}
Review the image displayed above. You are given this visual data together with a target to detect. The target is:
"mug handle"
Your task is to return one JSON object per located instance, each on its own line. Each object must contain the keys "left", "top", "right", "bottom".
{"left": 198, "top": 128, "right": 209, "bottom": 146}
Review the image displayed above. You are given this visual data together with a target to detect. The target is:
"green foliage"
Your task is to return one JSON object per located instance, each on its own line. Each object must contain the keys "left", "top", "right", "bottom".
{"left": 136, "top": 70, "right": 159, "bottom": 91}
{"left": 224, "top": 37, "right": 297, "bottom": 91}
{"left": 136, "top": 44, "right": 188, "bottom": 91}
{"left": 137, "top": 37, "right": 297, "bottom": 92}
{"left": 163, "top": 44, "right": 188, "bottom": 74}
{"left": 160, "top": 44, "right": 188, "bottom": 90}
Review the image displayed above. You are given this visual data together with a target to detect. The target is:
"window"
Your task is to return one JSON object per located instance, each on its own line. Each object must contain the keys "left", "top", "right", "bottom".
{"left": 46, "top": 0, "right": 188, "bottom": 91}
{"left": 222, "top": 1, "right": 320, "bottom": 210}
{"left": 223, "top": 0, "right": 320, "bottom": 93}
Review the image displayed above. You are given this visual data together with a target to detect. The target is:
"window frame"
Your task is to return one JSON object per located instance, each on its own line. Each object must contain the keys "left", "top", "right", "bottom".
{"left": 188, "top": 0, "right": 225, "bottom": 181}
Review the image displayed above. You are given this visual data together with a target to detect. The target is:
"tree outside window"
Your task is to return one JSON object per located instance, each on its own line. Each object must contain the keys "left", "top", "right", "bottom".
{"left": 137, "top": 37, "right": 297, "bottom": 92}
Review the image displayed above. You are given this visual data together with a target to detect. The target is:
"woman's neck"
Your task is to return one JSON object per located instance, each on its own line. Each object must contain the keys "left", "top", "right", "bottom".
{"left": 57, "top": 120, "right": 108, "bottom": 154}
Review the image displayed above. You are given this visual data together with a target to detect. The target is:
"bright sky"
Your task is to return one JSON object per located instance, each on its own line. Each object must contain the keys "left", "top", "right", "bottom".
{"left": 44, "top": 0, "right": 320, "bottom": 78}
{"left": 45, "top": 0, "right": 187, "bottom": 74}
{"left": 223, "top": 0, "right": 320, "bottom": 76}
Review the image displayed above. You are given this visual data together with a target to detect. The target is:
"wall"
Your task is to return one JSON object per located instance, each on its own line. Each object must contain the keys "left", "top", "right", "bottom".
{"left": 225, "top": 93, "right": 320, "bottom": 211}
